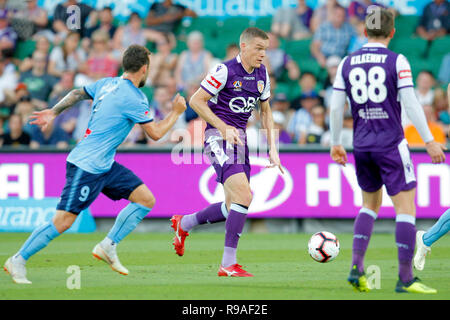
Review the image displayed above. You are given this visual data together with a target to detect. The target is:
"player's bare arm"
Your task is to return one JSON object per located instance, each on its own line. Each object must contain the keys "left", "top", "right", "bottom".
{"left": 189, "top": 87, "right": 243, "bottom": 146}
{"left": 141, "top": 93, "right": 187, "bottom": 141}
{"left": 29, "top": 88, "right": 90, "bottom": 131}
{"left": 260, "top": 99, "right": 284, "bottom": 174}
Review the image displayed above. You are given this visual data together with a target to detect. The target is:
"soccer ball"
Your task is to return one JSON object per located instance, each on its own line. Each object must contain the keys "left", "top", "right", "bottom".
{"left": 308, "top": 231, "right": 340, "bottom": 263}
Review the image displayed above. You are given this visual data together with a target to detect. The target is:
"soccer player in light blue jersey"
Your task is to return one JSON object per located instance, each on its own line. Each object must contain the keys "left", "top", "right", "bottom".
{"left": 3, "top": 45, "right": 187, "bottom": 284}
{"left": 414, "top": 84, "right": 450, "bottom": 271}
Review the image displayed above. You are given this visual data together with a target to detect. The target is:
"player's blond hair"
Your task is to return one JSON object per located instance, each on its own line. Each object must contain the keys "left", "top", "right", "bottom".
{"left": 239, "top": 27, "right": 268, "bottom": 45}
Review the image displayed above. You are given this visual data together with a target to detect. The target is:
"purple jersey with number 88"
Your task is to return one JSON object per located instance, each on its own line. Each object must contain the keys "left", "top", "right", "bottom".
{"left": 333, "top": 43, "right": 414, "bottom": 152}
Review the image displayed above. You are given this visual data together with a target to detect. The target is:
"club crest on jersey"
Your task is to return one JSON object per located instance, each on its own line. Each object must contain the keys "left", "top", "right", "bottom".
{"left": 257, "top": 80, "right": 264, "bottom": 93}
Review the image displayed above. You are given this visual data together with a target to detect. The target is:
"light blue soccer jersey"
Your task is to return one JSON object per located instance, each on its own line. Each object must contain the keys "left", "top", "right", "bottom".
{"left": 67, "top": 77, "right": 153, "bottom": 174}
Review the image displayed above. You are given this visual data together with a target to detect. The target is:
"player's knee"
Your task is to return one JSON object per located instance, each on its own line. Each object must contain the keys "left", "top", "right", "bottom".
{"left": 362, "top": 193, "right": 382, "bottom": 213}
{"left": 236, "top": 190, "right": 252, "bottom": 207}
{"left": 363, "top": 202, "right": 381, "bottom": 213}
{"left": 53, "top": 211, "right": 76, "bottom": 233}
{"left": 246, "top": 193, "right": 253, "bottom": 206}
{"left": 395, "top": 204, "right": 416, "bottom": 216}
{"left": 139, "top": 193, "right": 156, "bottom": 209}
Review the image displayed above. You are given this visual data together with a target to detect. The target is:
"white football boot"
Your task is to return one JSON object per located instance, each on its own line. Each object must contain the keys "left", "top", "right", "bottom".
{"left": 413, "top": 230, "right": 431, "bottom": 271}
{"left": 3, "top": 256, "right": 32, "bottom": 284}
{"left": 92, "top": 242, "right": 129, "bottom": 275}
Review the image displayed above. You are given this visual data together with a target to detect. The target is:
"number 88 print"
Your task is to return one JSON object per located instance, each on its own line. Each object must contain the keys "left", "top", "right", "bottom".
{"left": 349, "top": 66, "right": 387, "bottom": 104}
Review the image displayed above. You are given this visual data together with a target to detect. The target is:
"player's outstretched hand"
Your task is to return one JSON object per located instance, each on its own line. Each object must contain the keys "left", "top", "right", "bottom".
{"left": 29, "top": 109, "right": 56, "bottom": 132}
{"left": 219, "top": 125, "right": 243, "bottom": 146}
{"left": 267, "top": 148, "right": 284, "bottom": 174}
{"left": 330, "top": 145, "right": 348, "bottom": 167}
{"left": 172, "top": 93, "right": 187, "bottom": 115}
{"left": 425, "top": 140, "right": 447, "bottom": 164}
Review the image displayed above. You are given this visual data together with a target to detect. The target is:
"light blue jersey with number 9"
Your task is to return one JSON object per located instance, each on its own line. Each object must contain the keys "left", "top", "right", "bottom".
{"left": 67, "top": 77, "right": 153, "bottom": 174}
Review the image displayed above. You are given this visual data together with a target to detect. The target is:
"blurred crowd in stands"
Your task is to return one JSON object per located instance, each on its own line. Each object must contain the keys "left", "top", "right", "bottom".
{"left": 0, "top": 0, "right": 448, "bottom": 150}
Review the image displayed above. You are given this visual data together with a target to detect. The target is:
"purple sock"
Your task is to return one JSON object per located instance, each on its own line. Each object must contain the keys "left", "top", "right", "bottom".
{"left": 222, "top": 203, "right": 248, "bottom": 267}
{"left": 221, "top": 246, "right": 237, "bottom": 267}
{"left": 396, "top": 214, "right": 416, "bottom": 283}
{"left": 352, "top": 208, "right": 377, "bottom": 273}
{"left": 180, "top": 202, "right": 227, "bottom": 231}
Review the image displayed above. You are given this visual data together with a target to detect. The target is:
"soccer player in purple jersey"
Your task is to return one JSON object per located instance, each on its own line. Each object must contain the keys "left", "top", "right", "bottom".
{"left": 170, "top": 28, "right": 283, "bottom": 277}
{"left": 329, "top": 7, "right": 446, "bottom": 293}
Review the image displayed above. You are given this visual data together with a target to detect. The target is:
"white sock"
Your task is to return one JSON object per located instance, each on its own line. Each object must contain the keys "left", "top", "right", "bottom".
{"left": 13, "top": 253, "right": 26, "bottom": 265}
{"left": 101, "top": 237, "right": 116, "bottom": 250}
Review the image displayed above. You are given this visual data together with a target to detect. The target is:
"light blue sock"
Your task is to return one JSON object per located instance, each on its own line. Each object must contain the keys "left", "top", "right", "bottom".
{"left": 423, "top": 209, "right": 450, "bottom": 247}
{"left": 107, "top": 203, "right": 151, "bottom": 244}
{"left": 18, "top": 221, "right": 60, "bottom": 261}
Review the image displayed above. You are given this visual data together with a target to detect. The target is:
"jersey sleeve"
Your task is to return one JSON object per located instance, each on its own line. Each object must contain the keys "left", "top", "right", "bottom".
{"left": 260, "top": 67, "right": 271, "bottom": 102}
{"left": 200, "top": 63, "right": 228, "bottom": 97}
{"left": 123, "top": 97, "right": 154, "bottom": 124}
{"left": 83, "top": 77, "right": 110, "bottom": 99}
{"left": 332, "top": 56, "right": 347, "bottom": 91}
{"left": 396, "top": 54, "right": 414, "bottom": 90}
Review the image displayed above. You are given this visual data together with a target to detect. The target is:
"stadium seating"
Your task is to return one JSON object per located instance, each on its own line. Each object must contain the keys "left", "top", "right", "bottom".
{"left": 394, "top": 15, "right": 419, "bottom": 38}
{"left": 11, "top": 14, "right": 449, "bottom": 97}
{"left": 203, "top": 36, "right": 230, "bottom": 59}
{"left": 285, "top": 39, "right": 312, "bottom": 60}
{"left": 390, "top": 36, "right": 429, "bottom": 58}
{"left": 221, "top": 17, "right": 252, "bottom": 34}
{"left": 408, "top": 57, "right": 440, "bottom": 79}
{"left": 140, "top": 85, "right": 154, "bottom": 102}
{"left": 179, "top": 16, "right": 221, "bottom": 38}
{"left": 295, "top": 57, "right": 323, "bottom": 77}
{"left": 13, "top": 39, "right": 36, "bottom": 60}
{"left": 172, "top": 38, "right": 187, "bottom": 54}
{"left": 253, "top": 16, "right": 272, "bottom": 32}
{"left": 429, "top": 36, "right": 450, "bottom": 57}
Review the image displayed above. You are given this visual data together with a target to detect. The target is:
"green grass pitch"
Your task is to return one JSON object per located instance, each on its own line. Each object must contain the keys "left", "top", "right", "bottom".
{"left": 0, "top": 232, "right": 449, "bottom": 300}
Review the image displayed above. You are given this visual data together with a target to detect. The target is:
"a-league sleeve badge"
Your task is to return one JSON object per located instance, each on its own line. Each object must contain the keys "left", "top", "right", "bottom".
{"left": 257, "top": 80, "right": 264, "bottom": 94}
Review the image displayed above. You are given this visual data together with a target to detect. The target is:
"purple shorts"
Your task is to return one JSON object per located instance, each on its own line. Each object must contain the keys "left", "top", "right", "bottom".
{"left": 354, "top": 139, "right": 417, "bottom": 196}
{"left": 204, "top": 130, "right": 250, "bottom": 184}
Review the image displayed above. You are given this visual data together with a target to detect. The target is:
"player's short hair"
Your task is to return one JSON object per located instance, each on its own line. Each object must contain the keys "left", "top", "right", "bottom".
{"left": 365, "top": 6, "right": 394, "bottom": 38}
{"left": 122, "top": 45, "right": 151, "bottom": 73}
{"left": 239, "top": 27, "right": 269, "bottom": 45}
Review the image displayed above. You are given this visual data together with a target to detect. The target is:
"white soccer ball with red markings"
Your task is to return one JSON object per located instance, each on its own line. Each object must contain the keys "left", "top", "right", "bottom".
{"left": 308, "top": 231, "right": 340, "bottom": 263}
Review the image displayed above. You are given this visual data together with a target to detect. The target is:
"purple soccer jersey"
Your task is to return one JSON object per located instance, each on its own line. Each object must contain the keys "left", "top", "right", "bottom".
{"left": 200, "top": 55, "right": 270, "bottom": 184}
{"left": 334, "top": 43, "right": 414, "bottom": 152}
{"left": 333, "top": 43, "right": 417, "bottom": 195}
{"left": 200, "top": 55, "right": 270, "bottom": 131}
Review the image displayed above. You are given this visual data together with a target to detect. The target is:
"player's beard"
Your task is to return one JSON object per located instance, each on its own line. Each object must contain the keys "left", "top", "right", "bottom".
{"left": 139, "top": 66, "right": 149, "bottom": 88}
